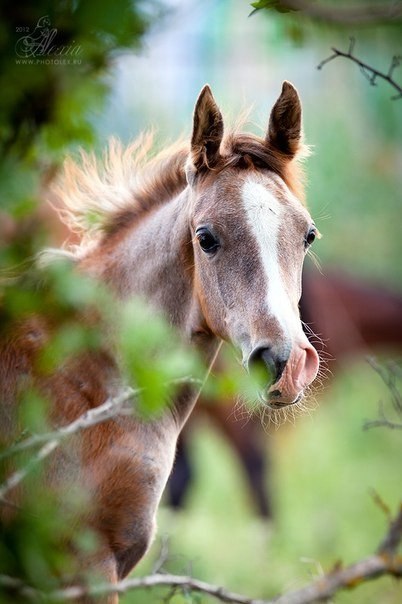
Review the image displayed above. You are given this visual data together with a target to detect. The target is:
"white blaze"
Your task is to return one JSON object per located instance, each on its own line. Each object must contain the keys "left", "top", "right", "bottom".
{"left": 242, "top": 178, "right": 297, "bottom": 336}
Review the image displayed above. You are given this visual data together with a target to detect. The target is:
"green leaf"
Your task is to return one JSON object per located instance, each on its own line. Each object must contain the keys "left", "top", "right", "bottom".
{"left": 117, "top": 298, "right": 203, "bottom": 418}
{"left": 250, "top": 0, "right": 299, "bottom": 14}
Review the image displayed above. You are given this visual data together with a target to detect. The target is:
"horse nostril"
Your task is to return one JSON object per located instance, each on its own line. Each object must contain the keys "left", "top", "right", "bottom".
{"left": 248, "top": 347, "right": 288, "bottom": 385}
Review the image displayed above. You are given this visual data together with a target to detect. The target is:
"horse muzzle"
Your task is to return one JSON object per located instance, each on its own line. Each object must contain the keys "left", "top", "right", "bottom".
{"left": 247, "top": 339, "right": 319, "bottom": 408}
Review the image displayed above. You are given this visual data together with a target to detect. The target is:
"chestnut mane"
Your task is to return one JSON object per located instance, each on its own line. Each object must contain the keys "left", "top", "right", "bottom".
{"left": 54, "top": 129, "right": 306, "bottom": 252}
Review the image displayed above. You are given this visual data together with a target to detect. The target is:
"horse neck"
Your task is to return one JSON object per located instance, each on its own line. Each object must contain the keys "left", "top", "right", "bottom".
{"left": 81, "top": 189, "right": 215, "bottom": 429}
{"left": 83, "top": 192, "right": 191, "bottom": 324}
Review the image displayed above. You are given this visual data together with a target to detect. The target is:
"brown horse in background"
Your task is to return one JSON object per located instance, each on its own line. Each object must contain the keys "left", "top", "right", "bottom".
{"left": 0, "top": 83, "right": 319, "bottom": 601}
{"left": 168, "top": 268, "right": 402, "bottom": 518}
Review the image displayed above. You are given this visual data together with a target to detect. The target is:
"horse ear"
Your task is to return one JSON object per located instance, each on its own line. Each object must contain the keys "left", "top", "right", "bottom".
{"left": 266, "top": 81, "right": 302, "bottom": 157}
{"left": 190, "top": 85, "right": 224, "bottom": 171}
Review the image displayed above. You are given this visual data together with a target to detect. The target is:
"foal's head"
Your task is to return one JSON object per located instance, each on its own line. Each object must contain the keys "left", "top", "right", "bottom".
{"left": 186, "top": 83, "right": 319, "bottom": 408}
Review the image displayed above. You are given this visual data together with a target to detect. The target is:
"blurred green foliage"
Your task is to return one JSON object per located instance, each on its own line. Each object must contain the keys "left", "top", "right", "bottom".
{"left": 250, "top": 0, "right": 298, "bottom": 16}
{"left": 0, "top": 260, "right": 204, "bottom": 602}
{"left": 118, "top": 299, "right": 203, "bottom": 417}
{"left": 0, "top": 0, "right": 162, "bottom": 244}
{"left": 0, "top": 1, "right": 205, "bottom": 600}
{"left": 0, "top": 0, "right": 157, "bottom": 157}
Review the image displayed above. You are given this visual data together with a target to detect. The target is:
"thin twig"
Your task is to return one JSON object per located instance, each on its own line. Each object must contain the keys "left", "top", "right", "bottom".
{"left": 0, "top": 440, "right": 59, "bottom": 503}
{"left": 1, "top": 375, "right": 205, "bottom": 465}
{"left": 364, "top": 399, "right": 402, "bottom": 430}
{"left": 317, "top": 38, "right": 402, "bottom": 100}
{"left": 370, "top": 488, "right": 392, "bottom": 522}
{"left": 363, "top": 358, "right": 402, "bottom": 430}
{"left": 0, "top": 388, "right": 136, "bottom": 502}
{"left": 367, "top": 357, "right": 402, "bottom": 412}
{"left": 364, "top": 418, "right": 402, "bottom": 430}
{"left": 0, "top": 362, "right": 213, "bottom": 503}
{"left": 0, "top": 575, "right": 40, "bottom": 600}
{"left": 152, "top": 535, "right": 171, "bottom": 574}
{"left": 0, "top": 387, "right": 136, "bottom": 462}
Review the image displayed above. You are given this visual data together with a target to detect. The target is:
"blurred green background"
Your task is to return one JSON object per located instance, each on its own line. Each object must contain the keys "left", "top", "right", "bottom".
{"left": 1, "top": 1, "right": 401, "bottom": 602}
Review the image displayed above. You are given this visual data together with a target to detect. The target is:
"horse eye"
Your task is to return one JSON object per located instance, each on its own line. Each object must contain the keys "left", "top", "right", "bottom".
{"left": 305, "top": 227, "right": 317, "bottom": 248}
{"left": 196, "top": 227, "right": 220, "bottom": 254}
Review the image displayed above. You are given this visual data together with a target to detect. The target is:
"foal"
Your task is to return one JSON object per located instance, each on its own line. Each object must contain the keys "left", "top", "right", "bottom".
{"left": 1, "top": 83, "right": 319, "bottom": 600}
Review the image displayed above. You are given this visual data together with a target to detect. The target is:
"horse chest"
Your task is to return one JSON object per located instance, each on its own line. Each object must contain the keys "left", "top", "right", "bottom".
{"left": 84, "top": 419, "right": 177, "bottom": 578}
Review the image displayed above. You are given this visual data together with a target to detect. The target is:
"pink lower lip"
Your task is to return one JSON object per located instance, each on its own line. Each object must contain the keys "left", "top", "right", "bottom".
{"left": 268, "top": 393, "right": 302, "bottom": 408}
{"left": 259, "top": 391, "right": 302, "bottom": 408}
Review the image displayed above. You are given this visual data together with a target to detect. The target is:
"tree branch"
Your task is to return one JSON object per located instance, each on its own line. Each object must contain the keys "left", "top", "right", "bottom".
{"left": 1, "top": 504, "right": 401, "bottom": 603}
{"left": 0, "top": 387, "right": 136, "bottom": 461}
{"left": 0, "top": 375, "right": 203, "bottom": 504}
{"left": 317, "top": 38, "right": 402, "bottom": 100}
{"left": 0, "top": 387, "right": 136, "bottom": 502}
{"left": 251, "top": 1, "right": 402, "bottom": 26}
{"left": 378, "top": 503, "right": 402, "bottom": 555}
